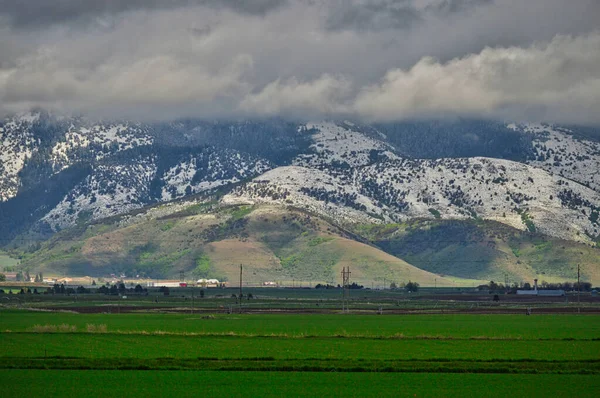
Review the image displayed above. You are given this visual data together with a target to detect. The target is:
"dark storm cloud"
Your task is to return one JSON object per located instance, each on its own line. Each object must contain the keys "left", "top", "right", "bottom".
{"left": 325, "top": 1, "right": 422, "bottom": 32}
{"left": 0, "top": 0, "right": 289, "bottom": 28}
{"left": 1, "top": 0, "right": 599, "bottom": 124}
{"left": 324, "top": 0, "right": 495, "bottom": 32}
{"left": 426, "top": 0, "right": 494, "bottom": 15}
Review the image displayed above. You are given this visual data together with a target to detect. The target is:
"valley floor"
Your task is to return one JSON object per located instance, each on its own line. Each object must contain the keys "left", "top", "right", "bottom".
{"left": 2, "top": 306, "right": 599, "bottom": 397}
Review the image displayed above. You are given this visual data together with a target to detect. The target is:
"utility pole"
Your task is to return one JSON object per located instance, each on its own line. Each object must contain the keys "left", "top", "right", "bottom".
{"left": 239, "top": 264, "right": 243, "bottom": 313}
{"left": 191, "top": 284, "right": 194, "bottom": 315}
{"left": 577, "top": 264, "right": 581, "bottom": 314}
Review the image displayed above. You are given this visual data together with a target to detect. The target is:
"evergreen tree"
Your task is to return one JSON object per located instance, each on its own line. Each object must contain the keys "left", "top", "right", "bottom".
{"left": 405, "top": 281, "right": 420, "bottom": 293}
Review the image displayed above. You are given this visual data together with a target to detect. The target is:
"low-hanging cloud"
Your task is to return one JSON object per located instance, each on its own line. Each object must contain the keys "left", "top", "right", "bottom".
{"left": 240, "top": 75, "right": 352, "bottom": 118}
{"left": 0, "top": 0, "right": 599, "bottom": 124}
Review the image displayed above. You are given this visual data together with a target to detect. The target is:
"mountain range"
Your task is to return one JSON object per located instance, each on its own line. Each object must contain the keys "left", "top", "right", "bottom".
{"left": 1, "top": 111, "right": 599, "bottom": 286}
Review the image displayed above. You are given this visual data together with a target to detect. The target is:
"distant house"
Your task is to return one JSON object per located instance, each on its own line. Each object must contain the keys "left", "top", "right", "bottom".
{"left": 3, "top": 272, "right": 17, "bottom": 281}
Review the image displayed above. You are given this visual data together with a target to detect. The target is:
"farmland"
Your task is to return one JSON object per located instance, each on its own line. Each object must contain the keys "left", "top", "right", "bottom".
{"left": 3, "top": 370, "right": 598, "bottom": 397}
{"left": 2, "top": 301, "right": 600, "bottom": 396}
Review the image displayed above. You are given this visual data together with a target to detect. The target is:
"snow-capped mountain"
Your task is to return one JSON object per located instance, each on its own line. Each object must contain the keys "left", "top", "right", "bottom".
{"left": 1, "top": 112, "right": 599, "bottom": 246}
{"left": 49, "top": 122, "right": 153, "bottom": 173}
{"left": 0, "top": 112, "right": 40, "bottom": 201}
{"left": 227, "top": 121, "right": 600, "bottom": 243}
{"left": 510, "top": 123, "right": 600, "bottom": 192}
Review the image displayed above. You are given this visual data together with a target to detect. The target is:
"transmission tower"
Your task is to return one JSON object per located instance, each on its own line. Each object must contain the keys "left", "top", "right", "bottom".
{"left": 577, "top": 264, "right": 581, "bottom": 314}
{"left": 179, "top": 270, "right": 185, "bottom": 283}
{"left": 341, "top": 266, "right": 351, "bottom": 312}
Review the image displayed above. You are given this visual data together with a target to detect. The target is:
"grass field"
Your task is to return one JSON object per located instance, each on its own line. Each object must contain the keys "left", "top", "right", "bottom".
{"left": 3, "top": 311, "right": 600, "bottom": 338}
{"left": 0, "top": 251, "right": 19, "bottom": 269}
{"left": 3, "top": 370, "right": 600, "bottom": 397}
{"left": 3, "top": 333, "right": 600, "bottom": 362}
{"left": 2, "top": 308, "right": 600, "bottom": 396}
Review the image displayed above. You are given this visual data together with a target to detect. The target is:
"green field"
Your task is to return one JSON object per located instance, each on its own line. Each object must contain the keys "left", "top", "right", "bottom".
{"left": 2, "top": 310, "right": 600, "bottom": 396}
{"left": 2, "top": 311, "right": 600, "bottom": 339}
{"left": 3, "top": 370, "right": 599, "bottom": 397}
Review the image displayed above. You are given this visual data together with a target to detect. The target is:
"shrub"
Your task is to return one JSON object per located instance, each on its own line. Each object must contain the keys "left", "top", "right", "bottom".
{"left": 86, "top": 324, "right": 108, "bottom": 333}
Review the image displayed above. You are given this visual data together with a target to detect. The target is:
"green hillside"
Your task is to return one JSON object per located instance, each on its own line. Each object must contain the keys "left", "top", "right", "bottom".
{"left": 9, "top": 204, "right": 473, "bottom": 286}
{"left": 0, "top": 251, "right": 19, "bottom": 270}
{"left": 6, "top": 203, "right": 600, "bottom": 286}
{"left": 354, "top": 219, "right": 600, "bottom": 285}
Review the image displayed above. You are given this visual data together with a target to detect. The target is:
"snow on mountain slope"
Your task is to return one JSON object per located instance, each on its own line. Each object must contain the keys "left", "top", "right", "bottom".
{"left": 359, "top": 157, "right": 600, "bottom": 241}
{"left": 50, "top": 123, "right": 153, "bottom": 172}
{"left": 42, "top": 158, "right": 158, "bottom": 230}
{"left": 227, "top": 122, "right": 600, "bottom": 243}
{"left": 508, "top": 123, "right": 600, "bottom": 192}
{"left": 39, "top": 147, "right": 272, "bottom": 230}
{"left": 293, "top": 122, "right": 398, "bottom": 169}
{"left": 223, "top": 166, "right": 380, "bottom": 224}
{"left": 0, "top": 113, "right": 40, "bottom": 201}
{"left": 160, "top": 149, "right": 272, "bottom": 201}
{"left": 1, "top": 113, "right": 154, "bottom": 201}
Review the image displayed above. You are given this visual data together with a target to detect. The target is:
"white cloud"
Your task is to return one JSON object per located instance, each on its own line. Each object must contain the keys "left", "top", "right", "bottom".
{"left": 353, "top": 33, "right": 600, "bottom": 123}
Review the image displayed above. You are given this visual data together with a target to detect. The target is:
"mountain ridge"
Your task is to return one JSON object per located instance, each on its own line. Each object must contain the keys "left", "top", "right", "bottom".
{"left": 2, "top": 112, "right": 600, "bottom": 283}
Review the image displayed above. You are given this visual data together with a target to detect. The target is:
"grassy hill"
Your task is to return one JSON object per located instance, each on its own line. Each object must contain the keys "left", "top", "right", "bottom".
{"left": 6, "top": 203, "right": 600, "bottom": 287}
{"left": 9, "top": 204, "right": 477, "bottom": 287}
{"left": 0, "top": 251, "right": 19, "bottom": 270}
{"left": 354, "top": 219, "right": 600, "bottom": 285}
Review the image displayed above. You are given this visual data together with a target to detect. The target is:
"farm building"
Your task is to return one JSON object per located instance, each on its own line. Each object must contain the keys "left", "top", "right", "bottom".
{"left": 2, "top": 273, "right": 17, "bottom": 281}
{"left": 146, "top": 280, "right": 183, "bottom": 288}
{"left": 517, "top": 279, "right": 565, "bottom": 296}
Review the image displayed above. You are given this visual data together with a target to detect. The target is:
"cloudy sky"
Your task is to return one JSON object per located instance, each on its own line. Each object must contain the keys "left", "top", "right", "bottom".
{"left": 0, "top": 0, "right": 599, "bottom": 124}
